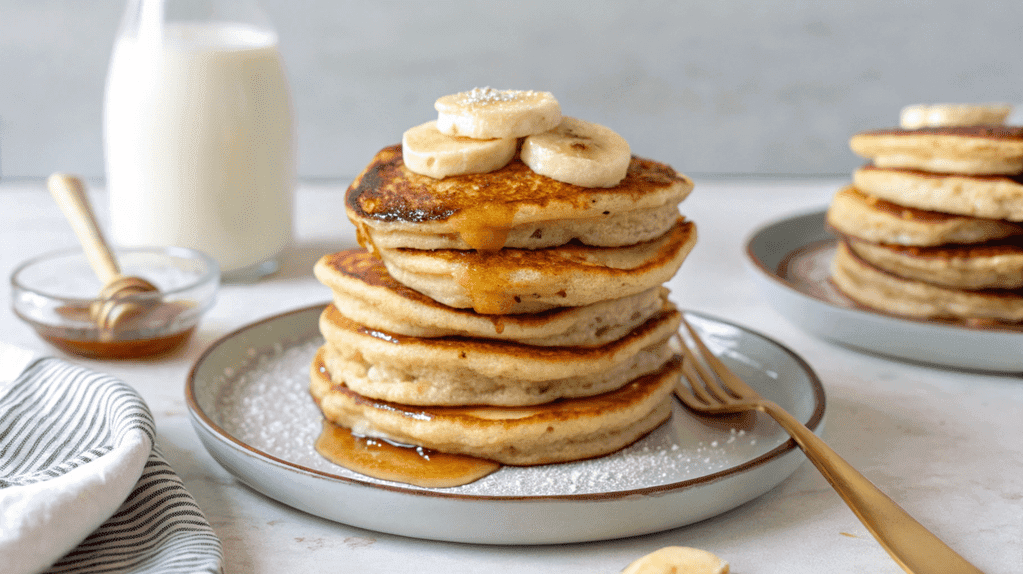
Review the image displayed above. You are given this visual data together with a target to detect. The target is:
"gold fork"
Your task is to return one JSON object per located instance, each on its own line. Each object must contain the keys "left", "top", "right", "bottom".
{"left": 675, "top": 315, "right": 983, "bottom": 574}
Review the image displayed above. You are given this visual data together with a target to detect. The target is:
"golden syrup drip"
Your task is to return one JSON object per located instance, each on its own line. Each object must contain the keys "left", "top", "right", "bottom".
{"left": 444, "top": 203, "right": 520, "bottom": 314}
{"left": 450, "top": 259, "right": 519, "bottom": 315}
{"left": 490, "top": 315, "right": 506, "bottom": 335}
{"left": 315, "top": 420, "right": 500, "bottom": 488}
{"left": 446, "top": 203, "right": 516, "bottom": 251}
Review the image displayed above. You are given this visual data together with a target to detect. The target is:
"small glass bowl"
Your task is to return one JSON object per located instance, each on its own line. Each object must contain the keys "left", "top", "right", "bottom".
{"left": 11, "top": 246, "right": 220, "bottom": 359}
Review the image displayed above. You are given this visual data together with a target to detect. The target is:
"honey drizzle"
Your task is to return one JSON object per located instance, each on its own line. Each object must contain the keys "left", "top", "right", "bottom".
{"left": 315, "top": 420, "right": 501, "bottom": 488}
{"left": 452, "top": 261, "right": 517, "bottom": 315}
{"left": 439, "top": 203, "right": 522, "bottom": 315}
{"left": 446, "top": 203, "right": 516, "bottom": 251}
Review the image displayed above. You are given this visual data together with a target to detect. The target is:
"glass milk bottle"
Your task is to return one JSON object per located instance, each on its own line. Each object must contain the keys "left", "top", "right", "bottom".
{"left": 103, "top": 0, "right": 294, "bottom": 281}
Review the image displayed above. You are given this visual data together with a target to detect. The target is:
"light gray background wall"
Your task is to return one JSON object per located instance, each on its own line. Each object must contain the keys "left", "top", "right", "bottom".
{"left": 3, "top": 0, "right": 1022, "bottom": 180}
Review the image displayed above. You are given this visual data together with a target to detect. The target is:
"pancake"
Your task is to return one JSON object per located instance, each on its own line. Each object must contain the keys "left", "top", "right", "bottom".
{"left": 852, "top": 165, "right": 1023, "bottom": 221}
{"left": 831, "top": 241, "right": 1023, "bottom": 322}
{"left": 314, "top": 249, "right": 669, "bottom": 345}
{"left": 825, "top": 185, "right": 1022, "bottom": 246}
{"left": 317, "top": 303, "right": 681, "bottom": 406}
{"left": 309, "top": 348, "right": 680, "bottom": 465}
{"left": 846, "top": 236, "right": 1023, "bottom": 290}
{"left": 346, "top": 144, "right": 693, "bottom": 252}
{"left": 373, "top": 217, "right": 697, "bottom": 314}
{"left": 357, "top": 202, "right": 682, "bottom": 251}
{"left": 848, "top": 126, "right": 1023, "bottom": 175}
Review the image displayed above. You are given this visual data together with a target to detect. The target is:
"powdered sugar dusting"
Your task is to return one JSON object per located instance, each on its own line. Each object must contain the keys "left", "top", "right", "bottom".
{"left": 207, "top": 324, "right": 792, "bottom": 497}
{"left": 458, "top": 87, "right": 534, "bottom": 106}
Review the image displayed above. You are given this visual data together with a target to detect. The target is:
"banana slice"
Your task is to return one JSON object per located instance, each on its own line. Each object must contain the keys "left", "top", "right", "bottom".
{"left": 401, "top": 120, "right": 517, "bottom": 179}
{"left": 621, "top": 546, "right": 729, "bottom": 574}
{"left": 520, "top": 117, "right": 631, "bottom": 188}
{"left": 435, "top": 88, "right": 562, "bottom": 139}
{"left": 900, "top": 103, "right": 1012, "bottom": 129}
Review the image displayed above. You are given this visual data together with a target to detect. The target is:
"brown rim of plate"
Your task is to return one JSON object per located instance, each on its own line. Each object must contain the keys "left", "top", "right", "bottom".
{"left": 185, "top": 302, "right": 825, "bottom": 502}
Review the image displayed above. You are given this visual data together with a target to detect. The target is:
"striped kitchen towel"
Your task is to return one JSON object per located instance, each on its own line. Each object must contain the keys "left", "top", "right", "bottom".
{"left": 0, "top": 357, "right": 223, "bottom": 574}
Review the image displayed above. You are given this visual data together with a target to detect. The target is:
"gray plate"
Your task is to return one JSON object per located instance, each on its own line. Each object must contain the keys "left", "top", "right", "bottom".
{"left": 186, "top": 304, "right": 824, "bottom": 545}
{"left": 745, "top": 209, "right": 1023, "bottom": 372}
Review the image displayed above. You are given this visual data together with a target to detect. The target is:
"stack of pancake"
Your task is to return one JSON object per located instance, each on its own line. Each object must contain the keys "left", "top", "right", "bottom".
{"left": 827, "top": 103, "right": 1023, "bottom": 324}
{"left": 311, "top": 89, "right": 696, "bottom": 471}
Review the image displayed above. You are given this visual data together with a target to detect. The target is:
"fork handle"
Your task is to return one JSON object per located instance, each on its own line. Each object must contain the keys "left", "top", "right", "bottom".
{"left": 760, "top": 400, "right": 983, "bottom": 574}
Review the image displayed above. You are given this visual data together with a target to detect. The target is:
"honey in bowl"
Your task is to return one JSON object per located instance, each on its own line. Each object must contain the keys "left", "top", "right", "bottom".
{"left": 11, "top": 246, "right": 219, "bottom": 360}
{"left": 29, "top": 299, "right": 198, "bottom": 359}
{"left": 32, "top": 324, "right": 197, "bottom": 360}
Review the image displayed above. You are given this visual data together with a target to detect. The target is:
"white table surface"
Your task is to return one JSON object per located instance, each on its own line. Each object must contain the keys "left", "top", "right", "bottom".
{"left": 1, "top": 176, "right": 1019, "bottom": 574}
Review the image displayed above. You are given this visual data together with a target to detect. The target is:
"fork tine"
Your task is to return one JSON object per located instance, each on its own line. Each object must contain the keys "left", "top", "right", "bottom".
{"left": 677, "top": 335, "right": 733, "bottom": 404}
{"left": 680, "top": 315, "right": 761, "bottom": 400}
{"left": 674, "top": 359, "right": 706, "bottom": 409}
{"left": 682, "top": 353, "right": 718, "bottom": 404}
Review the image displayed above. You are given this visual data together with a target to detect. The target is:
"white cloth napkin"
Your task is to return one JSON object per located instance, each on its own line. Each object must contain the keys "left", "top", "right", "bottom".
{"left": 0, "top": 357, "right": 223, "bottom": 574}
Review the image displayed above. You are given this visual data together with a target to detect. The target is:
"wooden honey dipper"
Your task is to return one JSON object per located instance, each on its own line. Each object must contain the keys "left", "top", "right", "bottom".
{"left": 47, "top": 173, "right": 161, "bottom": 337}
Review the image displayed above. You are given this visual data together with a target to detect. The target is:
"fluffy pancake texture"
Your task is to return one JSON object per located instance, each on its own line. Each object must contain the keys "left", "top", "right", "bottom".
{"left": 317, "top": 303, "right": 681, "bottom": 406}
{"left": 845, "top": 236, "right": 1023, "bottom": 289}
{"left": 314, "top": 250, "right": 669, "bottom": 345}
{"left": 311, "top": 90, "right": 696, "bottom": 476}
{"left": 346, "top": 144, "right": 693, "bottom": 252}
{"left": 826, "top": 185, "right": 1022, "bottom": 246}
{"left": 309, "top": 349, "right": 679, "bottom": 465}
{"left": 374, "top": 217, "right": 696, "bottom": 315}
{"left": 831, "top": 242, "right": 1023, "bottom": 322}
{"left": 829, "top": 111, "right": 1023, "bottom": 324}
{"left": 849, "top": 126, "right": 1023, "bottom": 175}
{"left": 852, "top": 165, "right": 1023, "bottom": 221}
{"left": 361, "top": 202, "right": 682, "bottom": 251}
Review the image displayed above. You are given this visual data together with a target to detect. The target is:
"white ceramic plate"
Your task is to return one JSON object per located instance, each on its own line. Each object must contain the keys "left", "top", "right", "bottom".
{"left": 186, "top": 304, "right": 825, "bottom": 545}
{"left": 745, "top": 209, "right": 1023, "bottom": 372}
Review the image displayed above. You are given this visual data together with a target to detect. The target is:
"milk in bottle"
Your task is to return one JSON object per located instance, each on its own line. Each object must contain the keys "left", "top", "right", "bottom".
{"left": 103, "top": 0, "right": 294, "bottom": 281}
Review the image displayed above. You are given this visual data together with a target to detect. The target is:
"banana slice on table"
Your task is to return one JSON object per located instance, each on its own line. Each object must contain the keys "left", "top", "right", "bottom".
{"left": 435, "top": 87, "right": 562, "bottom": 139}
{"left": 621, "top": 546, "right": 729, "bottom": 574}
{"left": 520, "top": 116, "right": 631, "bottom": 188}
{"left": 900, "top": 103, "right": 1012, "bottom": 129}
{"left": 402, "top": 120, "right": 517, "bottom": 179}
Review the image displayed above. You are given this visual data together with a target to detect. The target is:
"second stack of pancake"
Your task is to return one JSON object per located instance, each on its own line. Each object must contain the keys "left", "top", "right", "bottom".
{"left": 827, "top": 104, "right": 1023, "bottom": 324}
{"left": 312, "top": 90, "right": 696, "bottom": 470}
